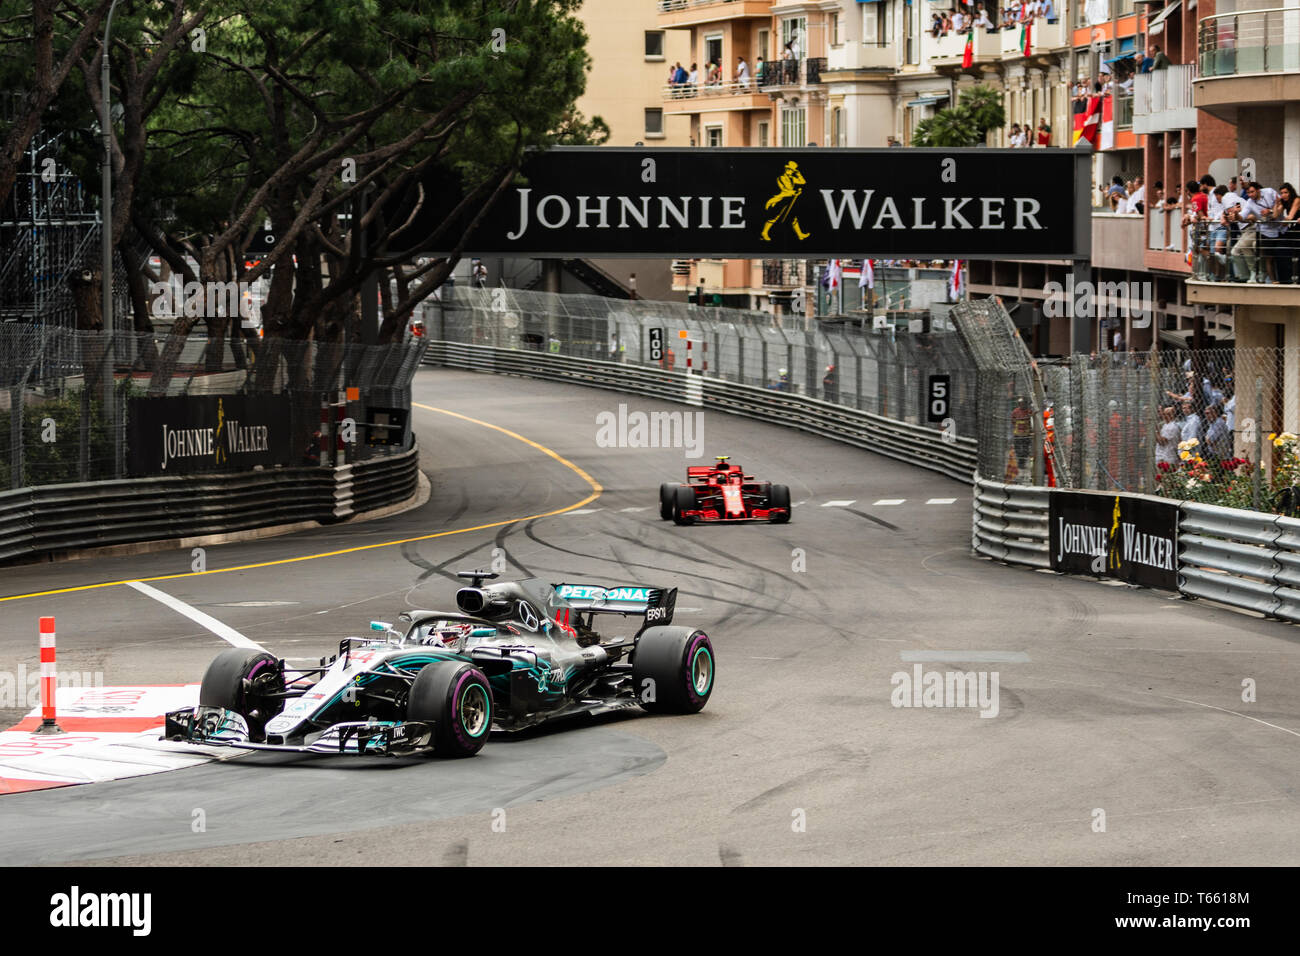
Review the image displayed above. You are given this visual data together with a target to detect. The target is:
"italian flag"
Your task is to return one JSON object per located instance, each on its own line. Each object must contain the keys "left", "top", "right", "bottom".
{"left": 962, "top": 30, "right": 974, "bottom": 69}
{"left": 1020, "top": 22, "right": 1032, "bottom": 57}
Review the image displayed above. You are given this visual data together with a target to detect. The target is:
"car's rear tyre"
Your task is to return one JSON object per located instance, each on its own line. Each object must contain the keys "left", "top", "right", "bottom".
{"left": 659, "top": 483, "right": 677, "bottom": 520}
{"left": 198, "top": 649, "right": 285, "bottom": 742}
{"left": 769, "top": 483, "right": 791, "bottom": 523}
{"left": 673, "top": 486, "right": 696, "bottom": 525}
{"left": 632, "top": 626, "right": 714, "bottom": 714}
{"left": 408, "top": 660, "right": 492, "bottom": 757}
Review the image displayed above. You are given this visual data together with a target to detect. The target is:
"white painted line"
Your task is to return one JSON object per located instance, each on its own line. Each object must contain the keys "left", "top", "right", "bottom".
{"left": 901, "top": 650, "right": 1031, "bottom": 663}
{"left": 873, "top": 499, "right": 906, "bottom": 506}
{"left": 822, "top": 499, "right": 857, "bottom": 507}
{"left": 563, "top": 508, "right": 602, "bottom": 516}
{"left": 619, "top": 507, "right": 651, "bottom": 513}
{"left": 926, "top": 498, "right": 958, "bottom": 505}
{"left": 126, "top": 581, "right": 264, "bottom": 651}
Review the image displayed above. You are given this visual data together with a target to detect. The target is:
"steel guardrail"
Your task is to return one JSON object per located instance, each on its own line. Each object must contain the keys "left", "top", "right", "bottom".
{"left": 0, "top": 443, "right": 419, "bottom": 565}
{"left": 971, "top": 476, "right": 1300, "bottom": 623}
{"left": 423, "top": 341, "right": 977, "bottom": 483}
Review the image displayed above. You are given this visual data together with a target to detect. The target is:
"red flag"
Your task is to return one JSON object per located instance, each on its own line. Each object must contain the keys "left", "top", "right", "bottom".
{"left": 1072, "top": 95, "right": 1101, "bottom": 148}
{"left": 962, "top": 30, "right": 974, "bottom": 69}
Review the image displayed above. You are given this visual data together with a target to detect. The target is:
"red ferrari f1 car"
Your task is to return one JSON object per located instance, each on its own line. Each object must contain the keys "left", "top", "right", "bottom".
{"left": 659, "top": 456, "right": 791, "bottom": 525}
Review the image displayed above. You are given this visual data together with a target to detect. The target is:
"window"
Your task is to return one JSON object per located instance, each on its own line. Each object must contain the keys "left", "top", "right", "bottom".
{"left": 705, "top": 33, "right": 723, "bottom": 72}
{"left": 831, "top": 12, "right": 841, "bottom": 46}
{"left": 757, "top": 120, "right": 770, "bottom": 147}
{"left": 832, "top": 107, "right": 846, "bottom": 147}
{"left": 905, "top": 0, "right": 919, "bottom": 65}
{"left": 863, "top": 2, "right": 889, "bottom": 46}
{"left": 706, "top": 125, "right": 723, "bottom": 147}
{"left": 645, "top": 108, "right": 664, "bottom": 137}
{"left": 645, "top": 31, "right": 665, "bottom": 60}
{"left": 781, "top": 17, "right": 806, "bottom": 59}
{"left": 757, "top": 28, "right": 770, "bottom": 61}
{"left": 781, "top": 107, "right": 806, "bottom": 147}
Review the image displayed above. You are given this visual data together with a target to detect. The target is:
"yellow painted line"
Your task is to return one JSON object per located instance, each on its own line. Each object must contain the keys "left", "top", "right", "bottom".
{"left": 0, "top": 404, "right": 602, "bottom": 604}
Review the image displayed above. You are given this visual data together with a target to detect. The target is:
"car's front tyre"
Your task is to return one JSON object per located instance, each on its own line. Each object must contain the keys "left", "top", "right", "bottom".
{"left": 768, "top": 483, "right": 791, "bottom": 523}
{"left": 659, "top": 483, "right": 677, "bottom": 520}
{"left": 632, "top": 626, "right": 714, "bottom": 714}
{"left": 673, "top": 486, "right": 696, "bottom": 525}
{"left": 408, "top": 661, "right": 492, "bottom": 757}
{"left": 199, "top": 649, "right": 286, "bottom": 742}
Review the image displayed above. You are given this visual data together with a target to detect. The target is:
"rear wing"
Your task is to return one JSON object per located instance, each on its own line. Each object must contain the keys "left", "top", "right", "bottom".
{"left": 553, "top": 583, "right": 677, "bottom": 626}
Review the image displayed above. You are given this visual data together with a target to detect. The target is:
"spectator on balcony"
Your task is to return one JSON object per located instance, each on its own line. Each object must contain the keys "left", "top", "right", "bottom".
{"left": 1043, "top": 0, "right": 1058, "bottom": 22}
{"left": 706, "top": 61, "right": 722, "bottom": 86}
{"left": 1256, "top": 181, "right": 1288, "bottom": 282}
{"left": 1271, "top": 183, "right": 1300, "bottom": 284}
{"left": 931, "top": 12, "right": 944, "bottom": 37}
{"left": 952, "top": 8, "right": 966, "bottom": 32}
{"left": 1128, "top": 176, "right": 1146, "bottom": 214}
{"left": 1105, "top": 175, "right": 1128, "bottom": 211}
{"left": 1150, "top": 44, "right": 1170, "bottom": 70}
{"left": 754, "top": 57, "right": 765, "bottom": 85}
{"left": 1207, "top": 184, "right": 1240, "bottom": 279}
{"left": 1231, "top": 181, "right": 1278, "bottom": 283}
{"left": 974, "top": 4, "right": 993, "bottom": 30}
{"left": 736, "top": 56, "right": 750, "bottom": 88}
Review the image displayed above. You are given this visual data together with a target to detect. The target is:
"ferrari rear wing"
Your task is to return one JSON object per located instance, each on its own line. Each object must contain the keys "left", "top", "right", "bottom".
{"left": 553, "top": 583, "right": 677, "bottom": 626}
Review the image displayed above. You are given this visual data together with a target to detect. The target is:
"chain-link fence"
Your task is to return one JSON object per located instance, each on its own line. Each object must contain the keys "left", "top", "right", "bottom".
{"left": 422, "top": 287, "right": 978, "bottom": 440}
{"left": 0, "top": 325, "right": 426, "bottom": 490}
{"left": 952, "top": 297, "right": 1298, "bottom": 512}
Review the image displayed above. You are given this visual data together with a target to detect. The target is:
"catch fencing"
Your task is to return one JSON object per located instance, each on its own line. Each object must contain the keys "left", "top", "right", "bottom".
{"left": 420, "top": 285, "right": 978, "bottom": 443}
{"left": 0, "top": 325, "right": 426, "bottom": 490}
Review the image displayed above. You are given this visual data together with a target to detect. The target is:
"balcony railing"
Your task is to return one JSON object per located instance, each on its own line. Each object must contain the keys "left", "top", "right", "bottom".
{"left": 1199, "top": 8, "right": 1300, "bottom": 78}
{"left": 1133, "top": 64, "right": 1197, "bottom": 132}
{"left": 663, "top": 78, "right": 764, "bottom": 100}
{"left": 1114, "top": 92, "right": 1133, "bottom": 131}
{"left": 759, "top": 57, "right": 803, "bottom": 87}
{"left": 806, "top": 56, "right": 826, "bottom": 84}
{"left": 761, "top": 259, "right": 813, "bottom": 287}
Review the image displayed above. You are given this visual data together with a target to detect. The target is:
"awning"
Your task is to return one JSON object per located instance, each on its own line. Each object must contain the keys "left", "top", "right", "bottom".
{"left": 906, "top": 94, "right": 949, "bottom": 107}
{"left": 1147, "top": 0, "right": 1181, "bottom": 36}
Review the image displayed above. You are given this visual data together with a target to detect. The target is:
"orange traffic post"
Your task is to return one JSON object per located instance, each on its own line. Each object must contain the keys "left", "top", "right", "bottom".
{"left": 34, "top": 617, "right": 62, "bottom": 735}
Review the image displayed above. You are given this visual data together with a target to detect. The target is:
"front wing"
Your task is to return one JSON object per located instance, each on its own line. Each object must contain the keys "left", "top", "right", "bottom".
{"left": 162, "top": 706, "right": 434, "bottom": 756}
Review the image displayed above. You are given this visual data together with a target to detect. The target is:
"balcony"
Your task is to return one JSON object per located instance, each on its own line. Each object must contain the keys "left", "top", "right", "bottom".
{"left": 761, "top": 259, "right": 813, "bottom": 287}
{"left": 662, "top": 78, "right": 772, "bottom": 113}
{"left": 758, "top": 57, "right": 824, "bottom": 89}
{"left": 999, "top": 18, "right": 1067, "bottom": 59}
{"left": 656, "top": 0, "right": 773, "bottom": 28}
{"left": 1133, "top": 64, "right": 1198, "bottom": 132}
{"left": 828, "top": 39, "right": 895, "bottom": 72}
{"left": 929, "top": 28, "right": 1001, "bottom": 67}
{"left": 1092, "top": 213, "right": 1145, "bottom": 271}
{"left": 1185, "top": 223, "right": 1300, "bottom": 306}
{"left": 1197, "top": 8, "right": 1300, "bottom": 112}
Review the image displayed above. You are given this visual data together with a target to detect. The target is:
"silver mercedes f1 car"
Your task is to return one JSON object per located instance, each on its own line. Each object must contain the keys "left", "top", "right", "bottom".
{"left": 162, "top": 571, "right": 714, "bottom": 758}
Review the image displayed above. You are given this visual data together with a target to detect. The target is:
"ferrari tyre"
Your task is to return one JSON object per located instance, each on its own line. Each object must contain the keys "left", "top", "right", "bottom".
{"left": 659, "top": 483, "right": 677, "bottom": 520}
{"left": 673, "top": 486, "right": 696, "bottom": 525}
{"left": 408, "top": 661, "right": 492, "bottom": 757}
{"left": 632, "top": 626, "right": 714, "bottom": 714}
{"left": 769, "top": 483, "right": 791, "bottom": 523}
{"left": 198, "top": 649, "right": 285, "bottom": 742}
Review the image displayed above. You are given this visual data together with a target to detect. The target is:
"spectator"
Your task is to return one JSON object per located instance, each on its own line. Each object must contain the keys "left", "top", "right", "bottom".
{"left": 1150, "top": 44, "right": 1171, "bottom": 70}
{"left": 1204, "top": 405, "right": 1233, "bottom": 461}
{"left": 887, "top": 135, "right": 901, "bottom": 147}
{"left": 1105, "top": 175, "right": 1127, "bottom": 211}
{"left": 1043, "top": 0, "right": 1058, "bottom": 21}
{"left": 1036, "top": 118, "right": 1051, "bottom": 147}
{"left": 736, "top": 56, "right": 750, "bottom": 88}
{"left": 953, "top": 8, "right": 966, "bottom": 32}
{"left": 1128, "top": 176, "right": 1146, "bottom": 214}
{"left": 1231, "top": 181, "right": 1278, "bottom": 282}
{"left": 1207, "top": 184, "right": 1241, "bottom": 279}
{"left": 687, "top": 62, "right": 699, "bottom": 92}
{"left": 754, "top": 57, "right": 765, "bottom": 85}
{"left": 1272, "top": 182, "right": 1300, "bottom": 283}
{"left": 1155, "top": 406, "right": 1181, "bottom": 469}
{"left": 1179, "top": 398, "right": 1203, "bottom": 445}
{"left": 1223, "top": 377, "right": 1236, "bottom": 431}
{"left": 822, "top": 364, "right": 839, "bottom": 403}
{"left": 931, "top": 12, "right": 944, "bottom": 37}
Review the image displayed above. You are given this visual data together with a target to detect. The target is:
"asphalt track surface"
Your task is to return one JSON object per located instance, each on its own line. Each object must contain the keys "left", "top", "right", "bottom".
{"left": 1, "top": 368, "right": 1298, "bottom": 866}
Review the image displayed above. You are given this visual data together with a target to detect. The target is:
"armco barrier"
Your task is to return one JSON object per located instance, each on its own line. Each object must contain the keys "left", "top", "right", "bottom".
{"left": 423, "top": 342, "right": 977, "bottom": 483}
{"left": 0, "top": 443, "right": 419, "bottom": 565}
{"left": 971, "top": 476, "right": 1050, "bottom": 569}
{"left": 972, "top": 477, "right": 1300, "bottom": 624}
